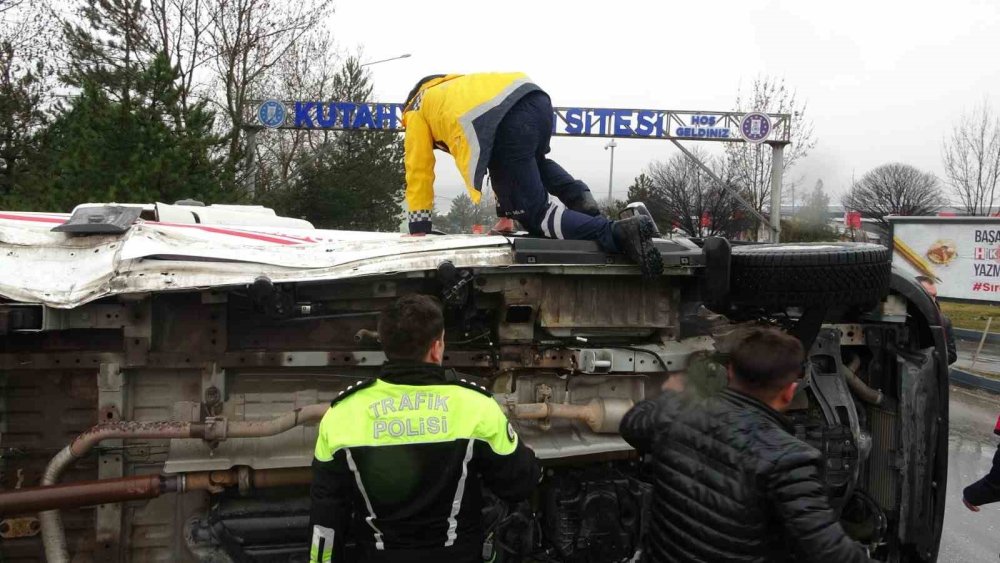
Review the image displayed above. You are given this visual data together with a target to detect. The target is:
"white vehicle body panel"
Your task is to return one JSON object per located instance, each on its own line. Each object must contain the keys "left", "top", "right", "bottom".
{"left": 0, "top": 212, "right": 515, "bottom": 307}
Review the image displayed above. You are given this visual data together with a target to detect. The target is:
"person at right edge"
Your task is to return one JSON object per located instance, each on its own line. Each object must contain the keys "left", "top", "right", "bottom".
{"left": 620, "top": 328, "right": 872, "bottom": 562}
{"left": 401, "top": 72, "right": 663, "bottom": 278}
{"left": 962, "top": 414, "right": 1000, "bottom": 515}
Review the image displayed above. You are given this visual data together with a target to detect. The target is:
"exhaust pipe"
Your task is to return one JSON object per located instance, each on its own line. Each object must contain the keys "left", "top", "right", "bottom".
{"left": 0, "top": 467, "right": 312, "bottom": 516}
{"left": 510, "top": 398, "right": 633, "bottom": 433}
{"left": 39, "top": 403, "right": 330, "bottom": 563}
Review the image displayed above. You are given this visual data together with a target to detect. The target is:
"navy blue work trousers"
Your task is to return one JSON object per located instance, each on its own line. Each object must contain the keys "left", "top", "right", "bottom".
{"left": 488, "top": 92, "right": 617, "bottom": 252}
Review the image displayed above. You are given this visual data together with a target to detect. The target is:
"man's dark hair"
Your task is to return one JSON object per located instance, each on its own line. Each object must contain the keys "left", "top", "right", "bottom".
{"left": 915, "top": 275, "right": 934, "bottom": 285}
{"left": 730, "top": 328, "right": 804, "bottom": 393}
{"left": 404, "top": 74, "right": 446, "bottom": 110}
{"left": 378, "top": 294, "right": 445, "bottom": 361}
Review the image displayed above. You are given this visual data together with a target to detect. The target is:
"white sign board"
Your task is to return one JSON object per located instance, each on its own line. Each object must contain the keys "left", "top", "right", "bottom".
{"left": 890, "top": 217, "right": 1000, "bottom": 302}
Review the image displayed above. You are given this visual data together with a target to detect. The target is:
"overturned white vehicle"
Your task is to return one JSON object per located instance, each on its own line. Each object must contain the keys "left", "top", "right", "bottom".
{"left": 0, "top": 203, "right": 948, "bottom": 562}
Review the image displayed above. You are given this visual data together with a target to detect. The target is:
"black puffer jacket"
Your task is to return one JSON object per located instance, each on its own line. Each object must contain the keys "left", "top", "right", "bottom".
{"left": 621, "top": 388, "right": 871, "bottom": 563}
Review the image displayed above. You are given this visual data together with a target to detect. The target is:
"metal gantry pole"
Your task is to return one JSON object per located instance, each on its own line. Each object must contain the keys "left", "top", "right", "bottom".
{"left": 605, "top": 139, "right": 617, "bottom": 202}
{"left": 245, "top": 126, "right": 259, "bottom": 199}
{"left": 769, "top": 142, "right": 785, "bottom": 242}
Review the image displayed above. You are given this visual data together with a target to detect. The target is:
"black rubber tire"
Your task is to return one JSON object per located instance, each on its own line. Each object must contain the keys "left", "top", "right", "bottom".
{"left": 730, "top": 242, "right": 891, "bottom": 308}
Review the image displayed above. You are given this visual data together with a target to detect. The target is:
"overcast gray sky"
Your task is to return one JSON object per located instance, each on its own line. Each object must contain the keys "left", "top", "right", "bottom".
{"left": 329, "top": 0, "right": 999, "bottom": 210}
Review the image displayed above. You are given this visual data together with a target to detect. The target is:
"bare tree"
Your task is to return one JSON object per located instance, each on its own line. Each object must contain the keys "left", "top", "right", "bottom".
{"left": 58, "top": 0, "right": 330, "bottom": 196}
{"left": 436, "top": 193, "right": 493, "bottom": 234}
{"left": 0, "top": 0, "right": 58, "bottom": 202}
{"left": 204, "top": 0, "right": 329, "bottom": 194}
{"left": 725, "top": 76, "right": 816, "bottom": 228}
{"left": 942, "top": 100, "right": 1000, "bottom": 216}
{"left": 645, "top": 149, "right": 749, "bottom": 238}
{"left": 253, "top": 31, "right": 341, "bottom": 196}
{"left": 796, "top": 179, "right": 829, "bottom": 226}
{"left": 842, "top": 163, "right": 945, "bottom": 228}
{"left": 0, "top": 0, "right": 24, "bottom": 16}
{"left": 2, "top": 0, "right": 59, "bottom": 69}
{"left": 148, "top": 0, "right": 214, "bottom": 117}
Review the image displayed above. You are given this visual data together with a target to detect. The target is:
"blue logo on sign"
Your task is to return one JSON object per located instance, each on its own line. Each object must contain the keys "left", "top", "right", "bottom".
{"left": 258, "top": 100, "right": 286, "bottom": 128}
{"left": 739, "top": 112, "right": 772, "bottom": 143}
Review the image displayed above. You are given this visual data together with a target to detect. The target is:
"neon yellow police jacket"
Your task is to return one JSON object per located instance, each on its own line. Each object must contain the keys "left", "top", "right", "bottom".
{"left": 402, "top": 72, "right": 542, "bottom": 233}
{"left": 307, "top": 363, "right": 539, "bottom": 562}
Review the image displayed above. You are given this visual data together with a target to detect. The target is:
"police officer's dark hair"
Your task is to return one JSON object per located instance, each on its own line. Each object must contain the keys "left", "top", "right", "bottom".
{"left": 729, "top": 328, "right": 804, "bottom": 393}
{"left": 403, "top": 74, "right": 446, "bottom": 111}
{"left": 378, "top": 294, "right": 445, "bottom": 361}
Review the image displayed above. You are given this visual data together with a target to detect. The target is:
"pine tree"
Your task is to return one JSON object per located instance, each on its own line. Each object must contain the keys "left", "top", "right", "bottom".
{"left": 0, "top": 43, "right": 51, "bottom": 207}
{"left": 267, "top": 59, "right": 404, "bottom": 231}
{"left": 437, "top": 193, "right": 493, "bottom": 233}
{"left": 797, "top": 179, "right": 830, "bottom": 226}
{"left": 783, "top": 179, "right": 836, "bottom": 242}
{"left": 16, "top": 0, "right": 228, "bottom": 211}
{"left": 38, "top": 53, "right": 225, "bottom": 209}
{"left": 62, "top": 0, "right": 151, "bottom": 110}
{"left": 0, "top": 0, "right": 57, "bottom": 208}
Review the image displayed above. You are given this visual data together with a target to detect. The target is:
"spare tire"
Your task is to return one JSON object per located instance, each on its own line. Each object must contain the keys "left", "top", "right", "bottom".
{"left": 730, "top": 242, "right": 891, "bottom": 308}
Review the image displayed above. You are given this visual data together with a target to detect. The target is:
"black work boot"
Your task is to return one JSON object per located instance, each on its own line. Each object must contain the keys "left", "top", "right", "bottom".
{"left": 563, "top": 190, "right": 601, "bottom": 217}
{"left": 612, "top": 215, "right": 663, "bottom": 279}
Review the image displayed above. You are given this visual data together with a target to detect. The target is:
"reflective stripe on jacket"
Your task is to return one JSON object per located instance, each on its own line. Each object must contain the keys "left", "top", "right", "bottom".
{"left": 403, "top": 73, "right": 542, "bottom": 233}
{"left": 308, "top": 362, "right": 539, "bottom": 562}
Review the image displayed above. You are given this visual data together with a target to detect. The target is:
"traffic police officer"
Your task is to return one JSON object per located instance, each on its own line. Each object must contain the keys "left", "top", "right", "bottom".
{"left": 309, "top": 294, "right": 539, "bottom": 562}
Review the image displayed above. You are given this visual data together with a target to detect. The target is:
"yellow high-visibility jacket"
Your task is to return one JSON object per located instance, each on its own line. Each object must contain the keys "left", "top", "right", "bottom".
{"left": 402, "top": 73, "right": 542, "bottom": 233}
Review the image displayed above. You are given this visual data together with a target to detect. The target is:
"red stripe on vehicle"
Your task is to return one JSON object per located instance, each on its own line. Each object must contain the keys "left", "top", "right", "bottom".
{"left": 149, "top": 222, "right": 302, "bottom": 245}
{"left": 0, "top": 213, "right": 67, "bottom": 224}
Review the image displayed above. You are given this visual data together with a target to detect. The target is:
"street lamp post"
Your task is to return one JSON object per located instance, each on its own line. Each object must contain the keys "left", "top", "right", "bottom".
{"left": 360, "top": 53, "right": 412, "bottom": 67}
{"left": 604, "top": 139, "right": 618, "bottom": 202}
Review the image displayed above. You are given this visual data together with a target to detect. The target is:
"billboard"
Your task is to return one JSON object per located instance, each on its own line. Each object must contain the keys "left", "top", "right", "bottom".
{"left": 890, "top": 216, "right": 1000, "bottom": 302}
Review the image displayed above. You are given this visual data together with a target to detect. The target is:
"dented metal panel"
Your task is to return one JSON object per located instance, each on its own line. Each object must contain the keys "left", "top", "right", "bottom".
{"left": 538, "top": 277, "right": 673, "bottom": 332}
{"left": 0, "top": 212, "right": 516, "bottom": 307}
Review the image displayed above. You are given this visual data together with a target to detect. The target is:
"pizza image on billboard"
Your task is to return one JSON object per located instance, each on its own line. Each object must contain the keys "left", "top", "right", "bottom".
{"left": 926, "top": 239, "right": 957, "bottom": 265}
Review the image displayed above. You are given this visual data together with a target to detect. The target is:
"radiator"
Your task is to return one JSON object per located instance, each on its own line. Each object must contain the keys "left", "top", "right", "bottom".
{"left": 866, "top": 406, "right": 899, "bottom": 511}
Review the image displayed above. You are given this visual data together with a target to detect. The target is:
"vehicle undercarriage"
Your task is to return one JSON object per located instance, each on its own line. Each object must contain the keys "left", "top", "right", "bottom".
{"left": 0, "top": 213, "right": 949, "bottom": 562}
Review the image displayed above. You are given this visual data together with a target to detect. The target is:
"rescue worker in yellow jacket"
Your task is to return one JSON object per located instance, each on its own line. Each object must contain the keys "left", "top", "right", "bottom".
{"left": 402, "top": 72, "right": 663, "bottom": 278}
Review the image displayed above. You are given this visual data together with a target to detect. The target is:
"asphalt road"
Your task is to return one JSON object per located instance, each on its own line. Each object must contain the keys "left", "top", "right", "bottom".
{"left": 938, "top": 385, "right": 1000, "bottom": 562}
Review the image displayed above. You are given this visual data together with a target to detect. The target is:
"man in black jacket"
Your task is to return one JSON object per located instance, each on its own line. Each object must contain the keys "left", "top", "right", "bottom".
{"left": 309, "top": 295, "right": 540, "bottom": 562}
{"left": 620, "top": 328, "right": 870, "bottom": 562}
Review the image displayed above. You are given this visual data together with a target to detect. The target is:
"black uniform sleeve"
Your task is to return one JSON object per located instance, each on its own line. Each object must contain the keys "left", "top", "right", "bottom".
{"left": 471, "top": 398, "right": 540, "bottom": 503}
{"left": 620, "top": 390, "right": 683, "bottom": 453}
{"left": 964, "top": 444, "right": 1000, "bottom": 507}
{"left": 309, "top": 453, "right": 353, "bottom": 562}
{"left": 942, "top": 314, "right": 958, "bottom": 365}
{"left": 475, "top": 438, "right": 540, "bottom": 502}
{"left": 767, "top": 447, "right": 873, "bottom": 563}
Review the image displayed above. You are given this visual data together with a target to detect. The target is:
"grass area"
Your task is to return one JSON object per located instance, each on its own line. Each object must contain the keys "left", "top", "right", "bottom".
{"left": 940, "top": 301, "right": 1000, "bottom": 333}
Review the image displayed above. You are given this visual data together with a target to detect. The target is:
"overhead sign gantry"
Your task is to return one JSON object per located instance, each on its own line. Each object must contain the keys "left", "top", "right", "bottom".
{"left": 248, "top": 100, "right": 791, "bottom": 240}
